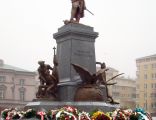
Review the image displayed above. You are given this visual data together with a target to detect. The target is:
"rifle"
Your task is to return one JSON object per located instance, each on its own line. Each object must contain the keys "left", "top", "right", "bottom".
{"left": 85, "top": 8, "right": 94, "bottom": 15}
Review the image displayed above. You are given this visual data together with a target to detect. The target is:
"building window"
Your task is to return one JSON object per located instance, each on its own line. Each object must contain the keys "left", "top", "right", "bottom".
{"left": 144, "top": 74, "right": 148, "bottom": 80}
{"left": 19, "top": 87, "right": 25, "bottom": 101}
{"left": 12, "top": 77, "right": 14, "bottom": 83}
{"left": 146, "top": 58, "right": 150, "bottom": 62}
{"left": 0, "top": 90, "right": 4, "bottom": 99}
{"left": 112, "top": 92, "right": 120, "bottom": 97}
{"left": 133, "top": 87, "right": 136, "bottom": 92}
{"left": 151, "top": 93, "right": 156, "bottom": 98}
{"left": 151, "top": 103, "right": 156, "bottom": 108}
{"left": 151, "top": 83, "right": 154, "bottom": 88}
{"left": 151, "top": 93, "right": 153, "bottom": 98}
{"left": 0, "top": 85, "right": 6, "bottom": 99}
{"left": 19, "top": 91, "right": 25, "bottom": 101}
{"left": 20, "top": 79, "right": 25, "bottom": 86}
{"left": 0, "top": 76, "right": 6, "bottom": 82}
{"left": 152, "top": 63, "right": 156, "bottom": 69}
{"left": 132, "top": 94, "right": 136, "bottom": 98}
{"left": 144, "top": 65, "right": 148, "bottom": 70}
{"left": 152, "top": 73, "right": 156, "bottom": 80}
{"left": 144, "top": 93, "right": 147, "bottom": 99}
{"left": 144, "top": 103, "right": 147, "bottom": 110}
{"left": 144, "top": 84, "right": 147, "bottom": 89}
{"left": 151, "top": 103, "right": 154, "bottom": 108}
{"left": 137, "top": 65, "right": 140, "bottom": 71}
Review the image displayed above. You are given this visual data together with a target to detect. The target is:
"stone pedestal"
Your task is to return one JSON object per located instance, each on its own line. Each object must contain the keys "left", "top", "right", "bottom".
{"left": 25, "top": 101, "right": 119, "bottom": 112}
{"left": 54, "top": 23, "right": 107, "bottom": 102}
{"left": 53, "top": 23, "right": 98, "bottom": 82}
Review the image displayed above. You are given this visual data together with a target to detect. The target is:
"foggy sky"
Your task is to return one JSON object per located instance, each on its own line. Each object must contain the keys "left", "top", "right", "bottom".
{"left": 0, "top": 0, "right": 156, "bottom": 78}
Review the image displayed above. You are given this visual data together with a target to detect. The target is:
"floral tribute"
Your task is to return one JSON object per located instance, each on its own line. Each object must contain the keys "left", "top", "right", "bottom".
{"left": 91, "top": 110, "right": 111, "bottom": 120}
{"left": 1, "top": 106, "right": 152, "bottom": 120}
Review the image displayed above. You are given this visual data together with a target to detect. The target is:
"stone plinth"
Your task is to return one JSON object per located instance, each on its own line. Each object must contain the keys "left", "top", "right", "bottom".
{"left": 57, "top": 81, "right": 79, "bottom": 101}
{"left": 53, "top": 23, "right": 98, "bottom": 82}
{"left": 25, "top": 101, "right": 119, "bottom": 112}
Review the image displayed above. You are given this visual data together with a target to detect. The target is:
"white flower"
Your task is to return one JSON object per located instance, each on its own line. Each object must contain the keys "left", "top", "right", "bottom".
{"left": 56, "top": 110, "right": 77, "bottom": 120}
{"left": 19, "top": 113, "right": 24, "bottom": 118}
{"left": 78, "top": 111, "right": 91, "bottom": 120}
{"left": 27, "top": 109, "right": 32, "bottom": 112}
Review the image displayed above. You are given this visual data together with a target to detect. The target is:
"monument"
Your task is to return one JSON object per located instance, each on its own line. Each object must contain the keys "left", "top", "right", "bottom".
{"left": 26, "top": 0, "right": 122, "bottom": 112}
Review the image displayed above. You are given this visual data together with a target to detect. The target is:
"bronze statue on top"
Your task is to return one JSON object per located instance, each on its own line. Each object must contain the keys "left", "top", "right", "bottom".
{"left": 36, "top": 47, "right": 59, "bottom": 100}
{"left": 70, "top": 0, "right": 86, "bottom": 23}
{"left": 64, "top": 0, "right": 94, "bottom": 24}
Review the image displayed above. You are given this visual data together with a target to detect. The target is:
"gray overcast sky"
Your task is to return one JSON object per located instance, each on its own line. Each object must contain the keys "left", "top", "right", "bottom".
{"left": 0, "top": 0, "right": 156, "bottom": 78}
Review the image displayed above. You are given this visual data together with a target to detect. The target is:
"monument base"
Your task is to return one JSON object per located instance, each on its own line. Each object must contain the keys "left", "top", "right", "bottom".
{"left": 25, "top": 101, "right": 119, "bottom": 112}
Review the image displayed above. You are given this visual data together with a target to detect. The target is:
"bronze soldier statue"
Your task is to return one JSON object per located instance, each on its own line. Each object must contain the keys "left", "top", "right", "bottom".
{"left": 96, "top": 62, "right": 123, "bottom": 104}
{"left": 38, "top": 61, "right": 53, "bottom": 86}
{"left": 64, "top": 0, "right": 94, "bottom": 24}
{"left": 70, "top": 0, "right": 86, "bottom": 23}
{"left": 37, "top": 61, "right": 55, "bottom": 98}
{"left": 36, "top": 47, "right": 59, "bottom": 99}
{"left": 36, "top": 61, "right": 58, "bottom": 98}
{"left": 96, "top": 62, "right": 114, "bottom": 103}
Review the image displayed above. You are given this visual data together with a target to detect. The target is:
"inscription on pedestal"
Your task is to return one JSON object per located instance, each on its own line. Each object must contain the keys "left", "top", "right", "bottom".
{"left": 74, "top": 50, "right": 93, "bottom": 58}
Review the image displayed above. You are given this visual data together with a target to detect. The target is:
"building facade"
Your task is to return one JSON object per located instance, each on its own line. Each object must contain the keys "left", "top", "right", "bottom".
{"left": 110, "top": 77, "right": 136, "bottom": 109}
{"left": 0, "top": 59, "right": 37, "bottom": 111}
{"left": 136, "top": 54, "right": 156, "bottom": 115}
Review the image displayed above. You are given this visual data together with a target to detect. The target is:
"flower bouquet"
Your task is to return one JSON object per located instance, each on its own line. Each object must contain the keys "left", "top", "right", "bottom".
{"left": 1, "top": 106, "right": 152, "bottom": 120}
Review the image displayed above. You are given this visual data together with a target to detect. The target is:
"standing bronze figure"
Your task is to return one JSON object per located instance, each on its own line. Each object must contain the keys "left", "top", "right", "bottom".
{"left": 96, "top": 62, "right": 124, "bottom": 104}
{"left": 96, "top": 62, "right": 114, "bottom": 103}
{"left": 64, "top": 0, "right": 94, "bottom": 24}
{"left": 36, "top": 47, "right": 59, "bottom": 99}
{"left": 70, "top": 0, "right": 86, "bottom": 23}
{"left": 38, "top": 61, "right": 53, "bottom": 86}
{"left": 36, "top": 61, "right": 57, "bottom": 98}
